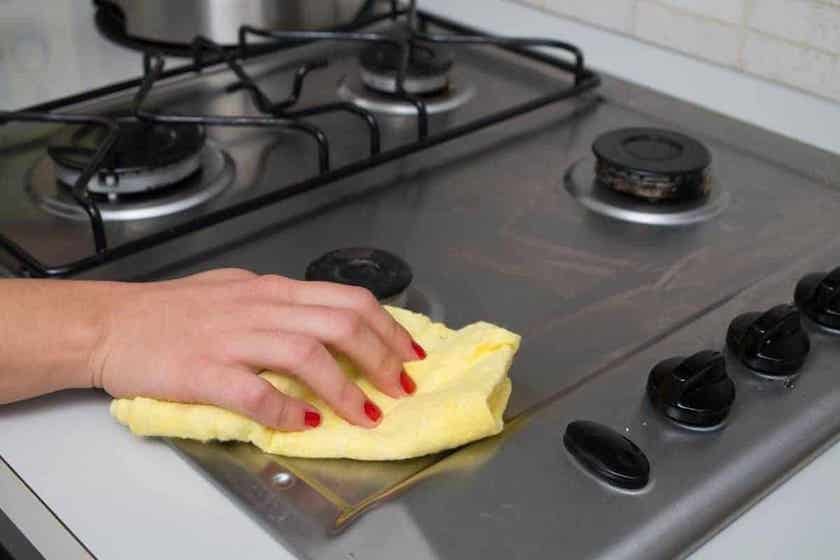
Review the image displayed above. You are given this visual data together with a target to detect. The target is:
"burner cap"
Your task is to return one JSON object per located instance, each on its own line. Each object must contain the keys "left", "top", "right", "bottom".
{"left": 592, "top": 127, "right": 711, "bottom": 203}
{"left": 359, "top": 40, "right": 453, "bottom": 95}
{"left": 305, "top": 248, "right": 413, "bottom": 301}
{"left": 48, "top": 117, "right": 205, "bottom": 195}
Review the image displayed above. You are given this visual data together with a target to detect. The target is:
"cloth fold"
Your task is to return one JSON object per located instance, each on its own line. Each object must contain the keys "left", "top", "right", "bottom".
{"left": 110, "top": 306, "right": 521, "bottom": 461}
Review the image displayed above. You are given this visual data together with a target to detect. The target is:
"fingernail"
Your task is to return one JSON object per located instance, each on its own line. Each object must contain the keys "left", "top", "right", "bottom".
{"left": 364, "top": 400, "right": 382, "bottom": 423}
{"left": 304, "top": 411, "right": 321, "bottom": 428}
{"left": 400, "top": 370, "right": 416, "bottom": 395}
{"left": 411, "top": 340, "right": 427, "bottom": 360}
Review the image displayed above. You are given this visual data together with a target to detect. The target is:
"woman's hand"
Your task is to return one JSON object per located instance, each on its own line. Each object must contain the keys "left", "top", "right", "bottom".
{"left": 0, "top": 269, "right": 424, "bottom": 432}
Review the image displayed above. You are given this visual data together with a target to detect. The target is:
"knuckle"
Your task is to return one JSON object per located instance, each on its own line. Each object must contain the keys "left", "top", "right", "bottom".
{"left": 253, "top": 274, "right": 288, "bottom": 297}
{"left": 212, "top": 267, "right": 256, "bottom": 279}
{"left": 267, "top": 395, "right": 290, "bottom": 427}
{"left": 337, "top": 377, "right": 360, "bottom": 406}
{"left": 386, "top": 316, "right": 405, "bottom": 343}
{"left": 332, "top": 309, "right": 363, "bottom": 339}
{"left": 286, "top": 335, "right": 324, "bottom": 367}
{"left": 226, "top": 268, "right": 258, "bottom": 280}
{"left": 183, "top": 268, "right": 256, "bottom": 284}
{"left": 239, "top": 381, "right": 274, "bottom": 414}
{"left": 347, "top": 286, "right": 379, "bottom": 313}
{"left": 374, "top": 348, "right": 397, "bottom": 377}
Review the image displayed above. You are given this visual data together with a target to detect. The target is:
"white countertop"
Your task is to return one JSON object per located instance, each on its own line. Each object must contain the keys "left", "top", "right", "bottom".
{"left": 1, "top": 1, "right": 839, "bottom": 558}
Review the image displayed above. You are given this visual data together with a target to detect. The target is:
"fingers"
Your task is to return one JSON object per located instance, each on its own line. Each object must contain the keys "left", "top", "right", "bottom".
{"left": 227, "top": 331, "right": 381, "bottom": 428}
{"left": 154, "top": 271, "right": 421, "bottom": 431}
{"left": 238, "top": 303, "right": 410, "bottom": 399}
{"left": 185, "top": 367, "right": 321, "bottom": 431}
{"left": 247, "top": 276, "right": 420, "bottom": 363}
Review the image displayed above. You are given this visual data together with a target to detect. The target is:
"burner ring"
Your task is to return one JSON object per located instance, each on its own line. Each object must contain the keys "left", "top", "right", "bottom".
{"left": 360, "top": 67, "right": 449, "bottom": 96}
{"left": 53, "top": 149, "right": 203, "bottom": 195}
{"left": 27, "top": 143, "right": 235, "bottom": 221}
{"left": 305, "top": 248, "right": 413, "bottom": 302}
{"left": 592, "top": 128, "right": 712, "bottom": 203}
{"left": 48, "top": 118, "right": 207, "bottom": 195}
{"left": 563, "top": 156, "right": 728, "bottom": 226}
{"left": 338, "top": 75, "right": 475, "bottom": 116}
{"left": 359, "top": 41, "right": 453, "bottom": 95}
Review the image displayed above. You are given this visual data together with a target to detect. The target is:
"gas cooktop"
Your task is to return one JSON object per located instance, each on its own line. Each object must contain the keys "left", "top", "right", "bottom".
{"left": 2, "top": 2, "right": 840, "bottom": 559}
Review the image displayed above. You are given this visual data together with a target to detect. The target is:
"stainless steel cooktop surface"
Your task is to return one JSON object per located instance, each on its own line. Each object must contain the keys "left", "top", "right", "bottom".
{"left": 2, "top": 7, "right": 840, "bottom": 559}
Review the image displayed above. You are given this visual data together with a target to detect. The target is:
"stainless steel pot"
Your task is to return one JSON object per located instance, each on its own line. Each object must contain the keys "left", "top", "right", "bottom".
{"left": 106, "top": 0, "right": 373, "bottom": 45}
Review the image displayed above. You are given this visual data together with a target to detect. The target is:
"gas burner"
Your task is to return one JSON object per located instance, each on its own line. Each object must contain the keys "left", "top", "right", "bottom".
{"left": 592, "top": 128, "right": 712, "bottom": 203}
{"left": 306, "top": 248, "right": 413, "bottom": 307}
{"left": 338, "top": 76, "right": 475, "bottom": 116}
{"left": 338, "top": 41, "right": 474, "bottom": 116}
{"left": 564, "top": 127, "right": 728, "bottom": 226}
{"left": 359, "top": 41, "right": 453, "bottom": 95}
{"left": 48, "top": 117, "right": 206, "bottom": 197}
{"left": 28, "top": 142, "right": 234, "bottom": 222}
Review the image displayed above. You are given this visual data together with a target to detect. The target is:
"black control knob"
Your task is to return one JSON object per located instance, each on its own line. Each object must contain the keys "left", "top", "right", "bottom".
{"left": 563, "top": 421, "right": 650, "bottom": 490}
{"left": 647, "top": 350, "right": 735, "bottom": 428}
{"left": 795, "top": 267, "right": 840, "bottom": 330}
{"left": 726, "top": 304, "right": 810, "bottom": 376}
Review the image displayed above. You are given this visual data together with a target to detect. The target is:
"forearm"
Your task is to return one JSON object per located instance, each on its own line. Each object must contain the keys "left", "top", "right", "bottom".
{"left": 0, "top": 279, "right": 116, "bottom": 404}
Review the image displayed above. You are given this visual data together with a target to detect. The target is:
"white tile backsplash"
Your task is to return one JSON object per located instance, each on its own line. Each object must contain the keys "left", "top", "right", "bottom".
{"left": 635, "top": 1, "right": 740, "bottom": 66}
{"left": 747, "top": 0, "right": 812, "bottom": 43}
{"left": 506, "top": 0, "right": 840, "bottom": 102}
{"left": 542, "top": 0, "right": 635, "bottom": 32}
{"left": 656, "top": 0, "right": 744, "bottom": 24}
{"left": 749, "top": 0, "right": 840, "bottom": 53}
{"left": 742, "top": 30, "right": 836, "bottom": 93}
{"left": 809, "top": 2, "right": 840, "bottom": 53}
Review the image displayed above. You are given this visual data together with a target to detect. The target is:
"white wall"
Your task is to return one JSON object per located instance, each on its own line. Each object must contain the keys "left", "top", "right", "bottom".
{"left": 511, "top": 0, "right": 840, "bottom": 103}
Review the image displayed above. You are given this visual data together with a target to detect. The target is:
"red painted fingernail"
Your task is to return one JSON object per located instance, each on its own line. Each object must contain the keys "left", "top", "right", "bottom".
{"left": 304, "top": 411, "right": 321, "bottom": 428}
{"left": 364, "top": 400, "right": 382, "bottom": 423}
{"left": 400, "top": 370, "right": 416, "bottom": 395}
{"left": 411, "top": 340, "right": 427, "bottom": 359}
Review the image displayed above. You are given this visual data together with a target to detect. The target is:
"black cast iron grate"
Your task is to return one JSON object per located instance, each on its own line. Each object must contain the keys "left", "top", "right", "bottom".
{"left": 0, "top": 0, "right": 600, "bottom": 278}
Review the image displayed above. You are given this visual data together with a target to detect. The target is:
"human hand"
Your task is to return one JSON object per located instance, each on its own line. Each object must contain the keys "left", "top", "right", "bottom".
{"left": 90, "top": 269, "right": 425, "bottom": 431}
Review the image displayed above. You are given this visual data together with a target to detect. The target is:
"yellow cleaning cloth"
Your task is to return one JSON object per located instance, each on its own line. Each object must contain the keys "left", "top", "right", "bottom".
{"left": 110, "top": 306, "right": 521, "bottom": 461}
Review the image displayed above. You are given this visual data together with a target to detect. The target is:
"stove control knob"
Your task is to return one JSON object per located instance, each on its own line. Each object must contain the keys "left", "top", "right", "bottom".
{"left": 563, "top": 421, "right": 650, "bottom": 491}
{"left": 795, "top": 267, "right": 840, "bottom": 330}
{"left": 727, "top": 304, "right": 810, "bottom": 376}
{"left": 647, "top": 350, "right": 735, "bottom": 428}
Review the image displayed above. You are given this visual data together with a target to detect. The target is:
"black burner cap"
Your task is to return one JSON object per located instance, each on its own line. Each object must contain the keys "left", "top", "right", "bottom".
{"left": 360, "top": 41, "right": 453, "bottom": 79}
{"left": 592, "top": 127, "right": 711, "bottom": 202}
{"left": 305, "top": 248, "right": 413, "bottom": 301}
{"left": 48, "top": 117, "right": 205, "bottom": 174}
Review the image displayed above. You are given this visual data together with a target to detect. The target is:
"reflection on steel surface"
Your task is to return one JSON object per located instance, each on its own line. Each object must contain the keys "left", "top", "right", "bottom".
{"left": 171, "top": 415, "right": 527, "bottom": 531}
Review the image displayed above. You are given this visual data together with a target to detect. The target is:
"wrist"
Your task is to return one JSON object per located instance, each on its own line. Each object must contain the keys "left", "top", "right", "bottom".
{"left": 0, "top": 279, "right": 129, "bottom": 403}
{"left": 79, "top": 281, "right": 131, "bottom": 391}
{"left": 39, "top": 279, "right": 129, "bottom": 392}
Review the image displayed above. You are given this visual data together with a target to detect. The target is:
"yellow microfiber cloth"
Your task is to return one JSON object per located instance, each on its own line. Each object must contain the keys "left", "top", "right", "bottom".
{"left": 110, "top": 306, "right": 521, "bottom": 461}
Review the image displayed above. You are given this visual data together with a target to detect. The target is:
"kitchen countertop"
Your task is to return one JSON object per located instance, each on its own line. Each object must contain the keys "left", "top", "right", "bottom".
{"left": 1, "top": 1, "right": 839, "bottom": 558}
